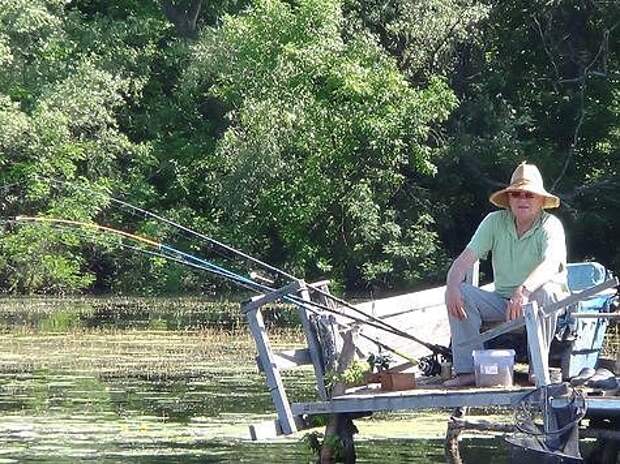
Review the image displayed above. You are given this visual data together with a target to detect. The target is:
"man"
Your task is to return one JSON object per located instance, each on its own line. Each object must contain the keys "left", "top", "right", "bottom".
{"left": 443, "top": 161, "right": 569, "bottom": 387}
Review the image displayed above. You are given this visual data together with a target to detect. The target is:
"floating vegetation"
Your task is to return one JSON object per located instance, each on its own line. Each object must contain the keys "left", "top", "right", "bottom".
{"left": 0, "top": 297, "right": 323, "bottom": 462}
{"left": 0, "top": 297, "right": 614, "bottom": 463}
{"left": 0, "top": 297, "right": 303, "bottom": 333}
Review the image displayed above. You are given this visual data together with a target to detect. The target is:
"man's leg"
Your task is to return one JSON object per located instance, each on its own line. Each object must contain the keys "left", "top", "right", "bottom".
{"left": 528, "top": 281, "right": 570, "bottom": 371}
{"left": 448, "top": 283, "right": 508, "bottom": 374}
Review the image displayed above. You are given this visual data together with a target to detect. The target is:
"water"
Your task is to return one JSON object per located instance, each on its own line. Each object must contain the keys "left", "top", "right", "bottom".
{"left": 0, "top": 298, "right": 513, "bottom": 463}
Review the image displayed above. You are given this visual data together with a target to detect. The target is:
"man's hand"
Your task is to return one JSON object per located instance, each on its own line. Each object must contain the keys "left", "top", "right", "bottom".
{"left": 446, "top": 285, "right": 467, "bottom": 320}
{"left": 506, "top": 285, "right": 530, "bottom": 321}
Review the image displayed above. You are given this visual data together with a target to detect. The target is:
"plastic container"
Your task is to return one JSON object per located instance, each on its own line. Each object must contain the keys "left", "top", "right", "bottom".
{"left": 473, "top": 349, "right": 516, "bottom": 387}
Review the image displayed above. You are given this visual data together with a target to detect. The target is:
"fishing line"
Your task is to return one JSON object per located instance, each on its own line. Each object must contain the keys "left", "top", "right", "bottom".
{"left": 4, "top": 177, "right": 450, "bottom": 356}
{"left": 40, "top": 177, "right": 447, "bottom": 354}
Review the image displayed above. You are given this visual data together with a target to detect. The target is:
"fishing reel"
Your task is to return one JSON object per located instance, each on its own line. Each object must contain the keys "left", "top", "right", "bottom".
{"left": 418, "top": 353, "right": 449, "bottom": 377}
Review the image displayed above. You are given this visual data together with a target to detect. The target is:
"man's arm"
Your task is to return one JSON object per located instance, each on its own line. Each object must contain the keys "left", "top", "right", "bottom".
{"left": 507, "top": 218, "right": 566, "bottom": 321}
{"left": 506, "top": 259, "right": 563, "bottom": 320}
{"left": 445, "top": 248, "right": 478, "bottom": 320}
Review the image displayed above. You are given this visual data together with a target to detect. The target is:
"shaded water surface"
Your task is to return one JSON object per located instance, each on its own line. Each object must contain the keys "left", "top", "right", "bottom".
{"left": 0, "top": 298, "right": 511, "bottom": 463}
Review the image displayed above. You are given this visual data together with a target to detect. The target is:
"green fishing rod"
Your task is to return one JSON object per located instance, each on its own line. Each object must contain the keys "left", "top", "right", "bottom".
{"left": 40, "top": 177, "right": 450, "bottom": 358}
{"left": 8, "top": 216, "right": 421, "bottom": 363}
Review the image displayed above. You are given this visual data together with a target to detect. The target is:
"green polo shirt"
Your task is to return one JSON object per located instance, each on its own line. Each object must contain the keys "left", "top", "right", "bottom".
{"left": 466, "top": 210, "right": 567, "bottom": 298}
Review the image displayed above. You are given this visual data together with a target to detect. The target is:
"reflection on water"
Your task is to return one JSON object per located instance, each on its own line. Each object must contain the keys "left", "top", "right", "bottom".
{"left": 0, "top": 298, "right": 509, "bottom": 463}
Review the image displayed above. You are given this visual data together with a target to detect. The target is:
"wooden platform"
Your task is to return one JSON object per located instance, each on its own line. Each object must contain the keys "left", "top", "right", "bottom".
{"left": 243, "top": 273, "right": 619, "bottom": 438}
{"left": 292, "top": 384, "right": 536, "bottom": 416}
{"left": 293, "top": 381, "right": 620, "bottom": 417}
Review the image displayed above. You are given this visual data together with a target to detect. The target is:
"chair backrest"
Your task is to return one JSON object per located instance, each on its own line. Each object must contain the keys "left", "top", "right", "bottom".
{"left": 566, "top": 262, "right": 617, "bottom": 314}
{"left": 566, "top": 262, "right": 608, "bottom": 293}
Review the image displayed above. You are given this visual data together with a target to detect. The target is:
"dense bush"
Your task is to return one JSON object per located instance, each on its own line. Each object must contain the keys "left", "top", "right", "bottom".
{"left": 0, "top": 0, "right": 617, "bottom": 295}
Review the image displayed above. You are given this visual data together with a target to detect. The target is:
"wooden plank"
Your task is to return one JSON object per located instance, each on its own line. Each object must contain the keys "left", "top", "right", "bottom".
{"left": 256, "top": 348, "right": 312, "bottom": 372}
{"left": 297, "top": 283, "right": 329, "bottom": 400}
{"left": 245, "top": 306, "right": 298, "bottom": 434}
{"left": 242, "top": 280, "right": 303, "bottom": 313}
{"left": 355, "top": 286, "right": 446, "bottom": 319}
{"left": 248, "top": 415, "right": 311, "bottom": 440}
{"left": 291, "top": 388, "right": 534, "bottom": 416}
{"left": 357, "top": 283, "right": 495, "bottom": 321}
{"left": 523, "top": 301, "right": 551, "bottom": 387}
{"left": 458, "top": 277, "right": 619, "bottom": 347}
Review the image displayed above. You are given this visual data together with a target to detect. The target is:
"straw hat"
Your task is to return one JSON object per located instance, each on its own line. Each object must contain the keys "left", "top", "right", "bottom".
{"left": 489, "top": 161, "right": 560, "bottom": 209}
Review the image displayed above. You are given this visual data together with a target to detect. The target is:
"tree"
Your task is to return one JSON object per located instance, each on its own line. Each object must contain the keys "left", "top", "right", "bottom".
{"left": 0, "top": 0, "right": 150, "bottom": 293}
{"left": 185, "top": 0, "right": 458, "bottom": 289}
{"left": 432, "top": 0, "right": 620, "bottom": 271}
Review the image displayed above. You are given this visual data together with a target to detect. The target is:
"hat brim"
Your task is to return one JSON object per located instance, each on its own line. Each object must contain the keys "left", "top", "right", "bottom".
{"left": 490, "top": 185, "right": 560, "bottom": 209}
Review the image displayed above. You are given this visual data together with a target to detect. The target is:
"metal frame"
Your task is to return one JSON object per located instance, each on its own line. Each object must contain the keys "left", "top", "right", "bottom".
{"left": 243, "top": 279, "right": 336, "bottom": 435}
{"left": 244, "top": 272, "right": 620, "bottom": 438}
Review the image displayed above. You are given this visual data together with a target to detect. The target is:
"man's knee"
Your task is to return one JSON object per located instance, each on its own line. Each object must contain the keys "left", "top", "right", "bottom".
{"left": 459, "top": 282, "right": 479, "bottom": 299}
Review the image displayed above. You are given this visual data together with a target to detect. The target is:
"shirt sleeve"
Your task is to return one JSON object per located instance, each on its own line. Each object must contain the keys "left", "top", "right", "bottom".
{"left": 466, "top": 213, "right": 496, "bottom": 260}
{"left": 540, "top": 214, "right": 567, "bottom": 272}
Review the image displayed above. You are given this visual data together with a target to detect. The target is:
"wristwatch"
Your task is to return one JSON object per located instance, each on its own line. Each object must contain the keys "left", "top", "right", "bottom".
{"left": 520, "top": 285, "right": 532, "bottom": 297}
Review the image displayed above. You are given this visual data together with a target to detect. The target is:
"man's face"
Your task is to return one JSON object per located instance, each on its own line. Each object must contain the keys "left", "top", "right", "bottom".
{"left": 508, "top": 190, "right": 544, "bottom": 223}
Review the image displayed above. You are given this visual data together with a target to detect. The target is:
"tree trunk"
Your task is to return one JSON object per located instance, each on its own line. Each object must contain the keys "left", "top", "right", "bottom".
{"left": 160, "top": 0, "right": 202, "bottom": 38}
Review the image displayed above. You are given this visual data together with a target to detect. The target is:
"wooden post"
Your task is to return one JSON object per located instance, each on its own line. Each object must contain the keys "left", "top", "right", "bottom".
{"left": 523, "top": 301, "right": 551, "bottom": 387}
{"left": 244, "top": 302, "right": 298, "bottom": 435}
{"left": 298, "top": 281, "right": 329, "bottom": 400}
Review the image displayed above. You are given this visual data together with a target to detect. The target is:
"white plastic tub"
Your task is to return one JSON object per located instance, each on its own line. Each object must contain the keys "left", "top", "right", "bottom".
{"left": 473, "top": 349, "right": 516, "bottom": 387}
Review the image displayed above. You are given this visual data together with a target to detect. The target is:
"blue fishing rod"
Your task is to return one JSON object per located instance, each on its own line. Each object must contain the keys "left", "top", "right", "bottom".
{"left": 8, "top": 215, "right": 428, "bottom": 363}
{"left": 40, "top": 177, "right": 451, "bottom": 358}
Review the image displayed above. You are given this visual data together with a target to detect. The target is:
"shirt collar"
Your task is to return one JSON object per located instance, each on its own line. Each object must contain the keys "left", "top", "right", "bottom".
{"left": 507, "top": 210, "right": 544, "bottom": 240}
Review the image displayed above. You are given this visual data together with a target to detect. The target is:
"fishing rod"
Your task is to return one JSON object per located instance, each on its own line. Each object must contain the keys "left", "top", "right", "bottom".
{"left": 4, "top": 177, "right": 449, "bottom": 356}
{"left": 9, "top": 215, "right": 446, "bottom": 360}
{"left": 8, "top": 215, "right": 425, "bottom": 363}
{"left": 39, "top": 177, "right": 450, "bottom": 357}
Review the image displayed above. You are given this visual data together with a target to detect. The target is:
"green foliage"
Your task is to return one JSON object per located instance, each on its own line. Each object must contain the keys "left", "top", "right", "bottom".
{"left": 186, "top": 0, "right": 457, "bottom": 288}
{"left": 0, "top": 224, "right": 95, "bottom": 294}
{"left": 302, "top": 430, "right": 323, "bottom": 455}
{"left": 0, "top": 0, "right": 154, "bottom": 293}
{"left": 343, "top": 0, "right": 490, "bottom": 81}
{"left": 0, "top": 0, "right": 618, "bottom": 295}
{"left": 323, "top": 433, "right": 344, "bottom": 459}
{"left": 325, "top": 359, "right": 370, "bottom": 390}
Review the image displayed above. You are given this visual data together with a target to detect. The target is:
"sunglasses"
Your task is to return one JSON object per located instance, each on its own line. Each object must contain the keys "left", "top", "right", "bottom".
{"left": 509, "top": 191, "right": 536, "bottom": 199}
